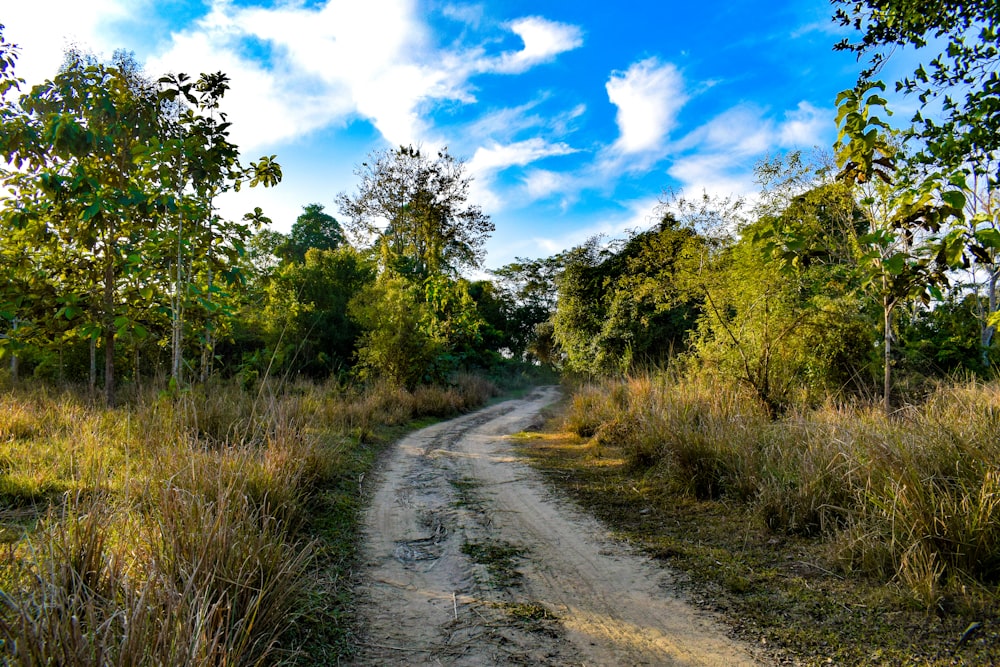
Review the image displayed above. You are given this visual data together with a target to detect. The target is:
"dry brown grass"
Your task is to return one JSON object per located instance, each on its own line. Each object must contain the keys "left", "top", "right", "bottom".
{"left": 560, "top": 374, "right": 1000, "bottom": 607}
{"left": 0, "top": 374, "right": 500, "bottom": 665}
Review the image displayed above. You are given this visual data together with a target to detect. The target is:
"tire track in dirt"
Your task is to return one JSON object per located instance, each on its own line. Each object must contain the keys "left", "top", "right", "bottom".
{"left": 351, "top": 387, "right": 761, "bottom": 666}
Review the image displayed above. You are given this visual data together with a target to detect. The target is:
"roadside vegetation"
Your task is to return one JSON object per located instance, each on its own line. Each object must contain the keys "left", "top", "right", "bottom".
{"left": 518, "top": 374, "right": 1000, "bottom": 664}
{"left": 0, "top": 372, "right": 520, "bottom": 664}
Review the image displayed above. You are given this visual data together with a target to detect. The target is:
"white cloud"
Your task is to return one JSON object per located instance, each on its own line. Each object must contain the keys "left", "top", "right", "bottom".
{"left": 139, "top": 2, "right": 583, "bottom": 153}
{"left": 667, "top": 153, "right": 757, "bottom": 200}
{"left": 664, "top": 100, "right": 831, "bottom": 200}
{"left": 606, "top": 58, "right": 687, "bottom": 155}
{"left": 522, "top": 169, "right": 568, "bottom": 200}
{"left": 145, "top": 0, "right": 456, "bottom": 150}
{"left": 677, "top": 101, "right": 829, "bottom": 156}
{"left": 2, "top": 0, "right": 135, "bottom": 86}
{"left": 777, "top": 101, "right": 827, "bottom": 147}
{"left": 468, "top": 138, "right": 577, "bottom": 174}
{"left": 442, "top": 3, "right": 485, "bottom": 28}
{"left": 490, "top": 17, "right": 583, "bottom": 74}
{"left": 5, "top": 1, "right": 584, "bottom": 155}
{"left": 467, "top": 138, "right": 578, "bottom": 212}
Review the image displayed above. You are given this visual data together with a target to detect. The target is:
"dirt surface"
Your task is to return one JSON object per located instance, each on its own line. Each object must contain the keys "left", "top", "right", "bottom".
{"left": 351, "top": 387, "right": 762, "bottom": 666}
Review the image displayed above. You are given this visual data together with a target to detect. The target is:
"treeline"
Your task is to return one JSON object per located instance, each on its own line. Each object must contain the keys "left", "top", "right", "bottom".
{"left": 0, "top": 31, "right": 548, "bottom": 400}
{"left": 543, "top": 150, "right": 993, "bottom": 415}
{"left": 527, "top": 1, "right": 1000, "bottom": 414}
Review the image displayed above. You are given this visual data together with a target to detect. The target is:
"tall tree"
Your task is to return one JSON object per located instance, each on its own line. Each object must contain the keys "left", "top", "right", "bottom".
{"left": 336, "top": 146, "right": 494, "bottom": 279}
{"left": 282, "top": 203, "right": 345, "bottom": 263}
{"left": 552, "top": 216, "right": 704, "bottom": 375}
{"left": 834, "top": 0, "right": 1000, "bottom": 357}
{"left": 490, "top": 253, "right": 567, "bottom": 360}
{"left": 158, "top": 72, "right": 283, "bottom": 384}
{"left": 833, "top": 82, "right": 965, "bottom": 412}
{"left": 1, "top": 51, "right": 165, "bottom": 403}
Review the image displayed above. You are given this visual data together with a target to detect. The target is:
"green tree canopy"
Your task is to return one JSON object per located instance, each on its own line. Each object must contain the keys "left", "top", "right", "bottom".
{"left": 282, "top": 203, "right": 345, "bottom": 263}
{"left": 336, "top": 146, "right": 494, "bottom": 279}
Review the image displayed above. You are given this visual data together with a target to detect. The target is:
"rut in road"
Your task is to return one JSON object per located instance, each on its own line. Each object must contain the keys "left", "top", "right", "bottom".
{"left": 352, "top": 386, "right": 761, "bottom": 666}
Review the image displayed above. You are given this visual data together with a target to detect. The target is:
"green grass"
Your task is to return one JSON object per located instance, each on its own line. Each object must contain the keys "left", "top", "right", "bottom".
{"left": 515, "top": 374, "right": 1000, "bottom": 665}
{"left": 461, "top": 539, "right": 527, "bottom": 589}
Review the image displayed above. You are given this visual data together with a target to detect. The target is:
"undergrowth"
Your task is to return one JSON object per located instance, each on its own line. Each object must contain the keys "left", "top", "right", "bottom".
{"left": 540, "top": 373, "right": 1000, "bottom": 663}
{"left": 0, "top": 371, "right": 501, "bottom": 665}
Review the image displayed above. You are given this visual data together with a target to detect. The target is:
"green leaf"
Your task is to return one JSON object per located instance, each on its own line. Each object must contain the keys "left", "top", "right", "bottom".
{"left": 975, "top": 228, "right": 1000, "bottom": 249}
{"left": 884, "top": 253, "right": 906, "bottom": 275}
{"left": 940, "top": 190, "right": 965, "bottom": 211}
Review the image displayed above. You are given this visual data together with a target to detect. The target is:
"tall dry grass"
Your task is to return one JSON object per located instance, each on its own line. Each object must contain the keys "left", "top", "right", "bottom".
{"left": 0, "top": 373, "right": 499, "bottom": 664}
{"left": 563, "top": 374, "right": 1000, "bottom": 607}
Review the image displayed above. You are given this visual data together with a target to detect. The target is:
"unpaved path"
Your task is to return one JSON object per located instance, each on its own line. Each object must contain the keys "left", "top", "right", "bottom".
{"left": 352, "top": 387, "right": 761, "bottom": 666}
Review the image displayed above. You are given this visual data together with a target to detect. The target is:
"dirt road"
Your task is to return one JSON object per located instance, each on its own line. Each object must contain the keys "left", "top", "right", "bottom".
{"left": 352, "top": 387, "right": 761, "bottom": 666}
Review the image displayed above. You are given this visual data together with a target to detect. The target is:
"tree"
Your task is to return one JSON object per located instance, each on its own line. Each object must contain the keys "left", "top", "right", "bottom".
{"left": 157, "top": 71, "right": 283, "bottom": 385}
{"left": 1, "top": 51, "right": 166, "bottom": 403}
{"left": 832, "top": 82, "right": 965, "bottom": 413}
{"left": 552, "top": 215, "right": 704, "bottom": 375}
{"left": 336, "top": 146, "right": 494, "bottom": 279}
{"left": 959, "top": 164, "right": 1000, "bottom": 363}
{"left": 281, "top": 203, "right": 345, "bottom": 263}
{"left": 335, "top": 145, "right": 495, "bottom": 386}
{"left": 489, "top": 253, "right": 567, "bottom": 361}
{"left": 349, "top": 276, "right": 442, "bottom": 388}
{"left": 0, "top": 46, "right": 282, "bottom": 397}
{"left": 250, "top": 246, "right": 374, "bottom": 378}
{"left": 833, "top": 0, "right": 999, "bottom": 171}
{"left": 834, "top": 0, "right": 1000, "bottom": 359}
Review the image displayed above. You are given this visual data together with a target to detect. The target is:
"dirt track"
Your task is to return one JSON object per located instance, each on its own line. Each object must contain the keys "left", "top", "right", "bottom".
{"left": 352, "top": 386, "right": 761, "bottom": 666}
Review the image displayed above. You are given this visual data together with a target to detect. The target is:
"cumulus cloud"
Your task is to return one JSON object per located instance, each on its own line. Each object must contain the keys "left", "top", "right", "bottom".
{"left": 606, "top": 58, "right": 687, "bottom": 155}
{"left": 666, "top": 100, "right": 831, "bottom": 199}
{"left": 141, "top": 1, "right": 583, "bottom": 152}
{"left": 490, "top": 17, "right": 583, "bottom": 74}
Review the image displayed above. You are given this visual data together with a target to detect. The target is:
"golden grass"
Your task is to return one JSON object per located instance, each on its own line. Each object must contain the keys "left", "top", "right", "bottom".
{"left": 0, "top": 374, "right": 500, "bottom": 664}
{"left": 560, "top": 374, "right": 1000, "bottom": 607}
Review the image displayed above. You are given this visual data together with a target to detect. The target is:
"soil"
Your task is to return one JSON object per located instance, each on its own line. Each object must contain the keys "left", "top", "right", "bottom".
{"left": 351, "top": 387, "right": 763, "bottom": 666}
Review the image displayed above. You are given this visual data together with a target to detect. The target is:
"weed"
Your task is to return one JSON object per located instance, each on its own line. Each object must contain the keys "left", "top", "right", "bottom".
{"left": 448, "top": 475, "right": 482, "bottom": 510}
{"left": 461, "top": 539, "right": 527, "bottom": 588}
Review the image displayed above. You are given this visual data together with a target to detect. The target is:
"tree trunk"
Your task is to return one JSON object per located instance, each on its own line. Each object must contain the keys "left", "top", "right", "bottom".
{"left": 171, "top": 201, "right": 185, "bottom": 386}
{"left": 982, "top": 268, "right": 998, "bottom": 367}
{"left": 200, "top": 210, "right": 214, "bottom": 383}
{"left": 89, "top": 335, "right": 97, "bottom": 396}
{"left": 8, "top": 317, "right": 17, "bottom": 381}
{"left": 104, "top": 259, "right": 115, "bottom": 406}
{"left": 883, "top": 299, "right": 893, "bottom": 416}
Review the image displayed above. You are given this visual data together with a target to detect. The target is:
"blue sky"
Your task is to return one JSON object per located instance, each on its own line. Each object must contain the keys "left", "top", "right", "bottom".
{"left": 2, "top": 0, "right": 911, "bottom": 271}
